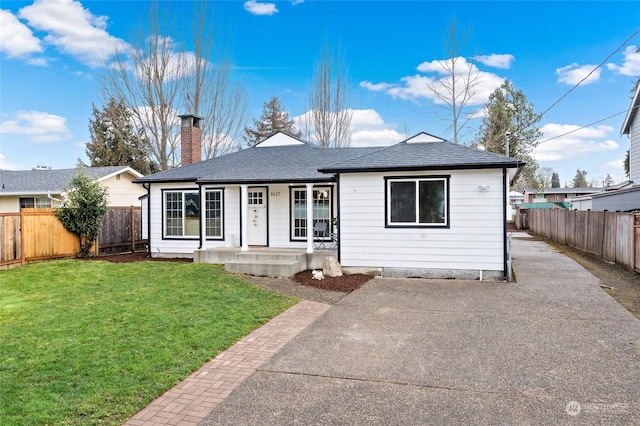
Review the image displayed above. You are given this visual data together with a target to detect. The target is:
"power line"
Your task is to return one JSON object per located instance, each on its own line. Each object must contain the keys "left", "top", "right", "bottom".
{"left": 536, "top": 107, "right": 634, "bottom": 145}
{"left": 539, "top": 28, "right": 640, "bottom": 119}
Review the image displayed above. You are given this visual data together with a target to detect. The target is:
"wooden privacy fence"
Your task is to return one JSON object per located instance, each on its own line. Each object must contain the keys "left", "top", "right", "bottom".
{"left": 98, "top": 207, "right": 145, "bottom": 253}
{"left": 1, "top": 207, "right": 145, "bottom": 268}
{"left": 521, "top": 209, "right": 639, "bottom": 272}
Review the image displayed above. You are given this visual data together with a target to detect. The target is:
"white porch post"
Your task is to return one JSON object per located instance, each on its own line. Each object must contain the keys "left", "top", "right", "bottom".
{"left": 240, "top": 184, "right": 249, "bottom": 251}
{"left": 199, "top": 184, "right": 206, "bottom": 249}
{"left": 306, "top": 183, "right": 314, "bottom": 254}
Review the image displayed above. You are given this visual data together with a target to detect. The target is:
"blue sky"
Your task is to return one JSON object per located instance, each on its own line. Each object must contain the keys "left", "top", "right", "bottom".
{"left": 1, "top": 0, "right": 639, "bottom": 186}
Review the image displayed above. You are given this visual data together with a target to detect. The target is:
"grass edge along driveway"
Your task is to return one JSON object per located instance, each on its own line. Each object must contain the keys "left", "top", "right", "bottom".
{"left": 0, "top": 260, "right": 298, "bottom": 425}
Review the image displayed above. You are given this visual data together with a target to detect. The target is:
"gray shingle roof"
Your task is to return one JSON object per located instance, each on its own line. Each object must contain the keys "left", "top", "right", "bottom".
{"left": 135, "top": 145, "right": 385, "bottom": 184}
{"left": 135, "top": 133, "right": 522, "bottom": 184}
{"left": 320, "top": 139, "right": 522, "bottom": 173}
{"left": 0, "top": 166, "right": 133, "bottom": 194}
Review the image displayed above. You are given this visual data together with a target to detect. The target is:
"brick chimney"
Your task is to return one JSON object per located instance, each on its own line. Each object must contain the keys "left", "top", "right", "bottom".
{"left": 179, "top": 114, "right": 202, "bottom": 166}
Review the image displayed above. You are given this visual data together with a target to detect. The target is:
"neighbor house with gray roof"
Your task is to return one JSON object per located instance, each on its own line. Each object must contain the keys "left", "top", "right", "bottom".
{"left": 136, "top": 116, "right": 523, "bottom": 280}
{"left": 0, "top": 166, "right": 145, "bottom": 213}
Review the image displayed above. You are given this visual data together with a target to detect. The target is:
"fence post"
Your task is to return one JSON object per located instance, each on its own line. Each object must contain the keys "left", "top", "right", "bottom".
{"left": 20, "top": 209, "right": 26, "bottom": 265}
{"left": 131, "top": 207, "right": 135, "bottom": 253}
{"left": 634, "top": 214, "right": 638, "bottom": 272}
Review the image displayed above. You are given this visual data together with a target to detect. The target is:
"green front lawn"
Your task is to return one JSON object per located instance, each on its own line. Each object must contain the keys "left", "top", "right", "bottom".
{"left": 0, "top": 260, "right": 297, "bottom": 425}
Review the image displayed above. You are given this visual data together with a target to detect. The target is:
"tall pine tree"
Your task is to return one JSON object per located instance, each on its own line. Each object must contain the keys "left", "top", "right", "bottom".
{"left": 243, "top": 96, "right": 301, "bottom": 146}
{"left": 86, "top": 99, "right": 157, "bottom": 175}
{"left": 474, "top": 80, "right": 542, "bottom": 186}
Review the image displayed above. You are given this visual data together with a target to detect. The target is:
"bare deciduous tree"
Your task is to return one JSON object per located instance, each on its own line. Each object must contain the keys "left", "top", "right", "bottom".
{"left": 305, "top": 41, "right": 352, "bottom": 147}
{"left": 99, "top": 1, "right": 246, "bottom": 170}
{"left": 182, "top": 1, "right": 247, "bottom": 159}
{"left": 427, "top": 18, "right": 481, "bottom": 144}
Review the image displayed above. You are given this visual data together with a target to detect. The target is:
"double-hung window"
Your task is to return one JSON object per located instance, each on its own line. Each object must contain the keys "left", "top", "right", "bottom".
{"left": 291, "top": 187, "right": 332, "bottom": 240}
{"left": 163, "top": 189, "right": 224, "bottom": 238}
{"left": 386, "top": 176, "right": 449, "bottom": 227}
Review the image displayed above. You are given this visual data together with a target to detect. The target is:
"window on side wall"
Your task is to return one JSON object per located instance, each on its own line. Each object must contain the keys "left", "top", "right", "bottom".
{"left": 163, "top": 189, "right": 223, "bottom": 239}
{"left": 385, "top": 176, "right": 449, "bottom": 228}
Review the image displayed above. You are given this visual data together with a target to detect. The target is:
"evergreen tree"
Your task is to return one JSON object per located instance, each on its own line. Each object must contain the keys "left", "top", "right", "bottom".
{"left": 474, "top": 80, "right": 542, "bottom": 186}
{"left": 551, "top": 172, "right": 560, "bottom": 188}
{"left": 571, "top": 169, "right": 589, "bottom": 188}
{"left": 86, "top": 99, "right": 157, "bottom": 175}
{"left": 603, "top": 173, "right": 614, "bottom": 188}
{"left": 624, "top": 149, "right": 630, "bottom": 178}
{"left": 55, "top": 170, "right": 109, "bottom": 257}
{"left": 243, "top": 96, "right": 301, "bottom": 146}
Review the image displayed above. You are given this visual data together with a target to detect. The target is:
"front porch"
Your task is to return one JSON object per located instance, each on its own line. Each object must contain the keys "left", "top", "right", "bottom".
{"left": 194, "top": 246, "right": 337, "bottom": 277}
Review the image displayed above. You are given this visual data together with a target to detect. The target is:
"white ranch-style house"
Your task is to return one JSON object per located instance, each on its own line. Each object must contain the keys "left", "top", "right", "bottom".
{"left": 136, "top": 115, "right": 523, "bottom": 280}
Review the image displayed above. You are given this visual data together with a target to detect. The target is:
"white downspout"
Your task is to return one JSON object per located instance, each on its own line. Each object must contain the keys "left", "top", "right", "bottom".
{"left": 241, "top": 184, "right": 249, "bottom": 252}
{"left": 306, "top": 183, "right": 314, "bottom": 254}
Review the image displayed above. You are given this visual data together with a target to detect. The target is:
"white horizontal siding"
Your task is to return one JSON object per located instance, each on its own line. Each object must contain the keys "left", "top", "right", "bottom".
{"left": 630, "top": 117, "right": 640, "bottom": 183}
{"left": 101, "top": 174, "right": 146, "bottom": 207}
{"left": 339, "top": 170, "right": 506, "bottom": 272}
{"left": 149, "top": 182, "right": 336, "bottom": 255}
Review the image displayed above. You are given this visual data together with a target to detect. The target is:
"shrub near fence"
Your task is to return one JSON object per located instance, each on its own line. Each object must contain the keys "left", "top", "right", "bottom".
{"left": 523, "top": 208, "right": 639, "bottom": 272}
{"left": 0, "top": 207, "right": 145, "bottom": 268}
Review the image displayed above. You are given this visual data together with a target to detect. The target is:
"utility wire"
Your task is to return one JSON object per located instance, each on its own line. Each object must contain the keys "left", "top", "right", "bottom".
{"left": 536, "top": 106, "right": 637, "bottom": 145}
{"left": 539, "top": 28, "right": 640, "bottom": 119}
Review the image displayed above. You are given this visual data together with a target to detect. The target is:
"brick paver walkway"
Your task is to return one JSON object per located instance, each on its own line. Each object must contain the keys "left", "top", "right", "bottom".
{"left": 124, "top": 300, "right": 331, "bottom": 426}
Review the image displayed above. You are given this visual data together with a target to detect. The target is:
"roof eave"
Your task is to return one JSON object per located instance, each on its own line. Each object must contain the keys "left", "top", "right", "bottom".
{"left": 319, "top": 162, "right": 522, "bottom": 174}
{"left": 133, "top": 177, "right": 198, "bottom": 184}
{"left": 621, "top": 83, "right": 640, "bottom": 135}
{"left": 196, "top": 177, "right": 336, "bottom": 185}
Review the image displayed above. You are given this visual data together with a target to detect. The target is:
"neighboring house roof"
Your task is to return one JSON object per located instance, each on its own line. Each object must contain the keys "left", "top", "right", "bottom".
{"left": 621, "top": 81, "right": 640, "bottom": 135}
{"left": 0, "top": 166, "right": 142, "bottom": 196}
{"left": 516, "top": 202, "right": 570, "bottom": 209}
{"left": 136, "top": 131, "right": 522, "bottom": 185}
{"left": 523, "top": 187, "right": 603, "bottom": 195}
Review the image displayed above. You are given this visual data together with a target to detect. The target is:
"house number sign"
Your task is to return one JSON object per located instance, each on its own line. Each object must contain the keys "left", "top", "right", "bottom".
{"left": 270, "top": 191, "right": 280, "bottom": 197}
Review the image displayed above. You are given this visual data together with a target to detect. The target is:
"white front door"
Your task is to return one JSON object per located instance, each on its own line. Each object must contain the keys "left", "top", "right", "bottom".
{"left": 247, "top": 188, "right": 267, "bottom": 246}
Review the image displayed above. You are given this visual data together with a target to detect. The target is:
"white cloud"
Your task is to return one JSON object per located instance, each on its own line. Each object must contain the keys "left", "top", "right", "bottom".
{"left": 18, "top": 0, "right": 127, "bottom": 68}
{"left": 0, "top": 111, "right": 73, "bottom": 143}
{"left": 292, "top": 108, "right": 406, "bottom": 147}
{"left": 291, "top": 0, "right": 305, "bottom": 4}
{"left": 606, "top": 45, "right": 640, "bottom": 77}
{"left": 361, "top": 56, "right": 505, "bottom": 106}
{"left": 0, "top": 153, "right": 23, "bottom": 170}
{"left": 541, "top": 123, "right": 614, "bottom": 139}
{"left": 556, "top": 63, "right": 601, "bottom": 85}
{"left": 472, "top": 54, "right": 514, "bottom": 69}
{"left": 0, "top": 9, "right": 42, "bottom": 58}
{"left": 534, "top": 123, "right": 618, "bottom": 161}
{"left": 359, "top": 81, "right": 394, "bottom": 92}
{"left": 244, "top": 0, "right": 278, "bottom": 16}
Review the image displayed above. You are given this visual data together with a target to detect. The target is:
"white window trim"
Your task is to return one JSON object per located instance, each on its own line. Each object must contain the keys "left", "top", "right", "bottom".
{"left": 163, "top": 189, "right": 224, "bottom": 239}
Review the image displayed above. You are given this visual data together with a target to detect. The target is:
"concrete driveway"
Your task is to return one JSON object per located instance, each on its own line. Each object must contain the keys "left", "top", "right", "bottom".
{"left": 201, "top": 235, "right": 640, "bottom": 425}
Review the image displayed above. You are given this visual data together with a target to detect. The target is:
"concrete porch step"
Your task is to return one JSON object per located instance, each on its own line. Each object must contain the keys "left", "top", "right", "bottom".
{"left": 225, "top": 259, "right": 305, "bottom": 277}
{"left": 234, "top": 250, "right": 307, "bottom": 262}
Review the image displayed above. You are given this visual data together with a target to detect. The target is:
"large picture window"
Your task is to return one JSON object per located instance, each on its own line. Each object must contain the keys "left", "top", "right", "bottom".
{"left": 291, "top": 187, "right": 332, "bottom": 240}
{"left": 386, "top": 176, "right": 449, "bottom": 227}
{"left": 163, "top": 189, "right": 223, "bottom": 238}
